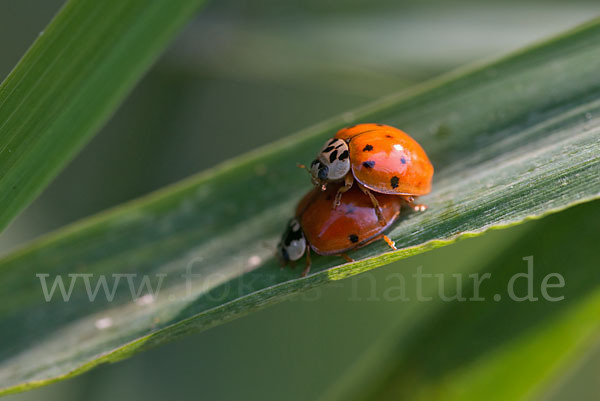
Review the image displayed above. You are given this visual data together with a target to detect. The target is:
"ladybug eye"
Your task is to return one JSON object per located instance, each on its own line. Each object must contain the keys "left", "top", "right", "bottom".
{"left": 310, "top": 159, "right": 328, "bottom": 184}
{"left": 317, "top": 165, "right": 329, "bottom": 180}
{"left": 277, "top": 242, "right": 290, "bottom": 262}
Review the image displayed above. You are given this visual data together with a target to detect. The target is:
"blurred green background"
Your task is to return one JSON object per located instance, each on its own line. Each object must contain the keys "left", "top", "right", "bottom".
{"left": 1, "top": 0, "right": 599, "bottom": 400}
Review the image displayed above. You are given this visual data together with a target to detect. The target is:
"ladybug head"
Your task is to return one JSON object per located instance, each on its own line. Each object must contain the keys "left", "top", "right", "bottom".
{"left": 277, "top": 218, "right": 307, "bottom": 263}
{"left": 309, "top": 138, "right": 350, "bottom": 189}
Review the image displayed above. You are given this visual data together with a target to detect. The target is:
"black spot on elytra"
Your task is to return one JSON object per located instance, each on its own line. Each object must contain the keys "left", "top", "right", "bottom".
{"left": 401, "top": 157, "right": 406, "bottom": 164}
{"left": 349, "top": 234, "right": 359, "bottom": 243}
{"left": 339, "top": 150, "right": 349, "bottom": 160}
{"left": 329, "top": 150, "right": 338, "bottom": 163}
{"left": 323, "top": 145, "right": 335, "bottom": 153}
{"left": 386, "top": 135, "right": 393, "bottom": 138}
{"left": 390, "top": 176, "right": 399, "bottom": 189}
{"left": 362, "top": 160, "right": 375, "bottom": 168}
{"left": 327, "top": 138, "right": 337, "bottom": 146}
{"left": 363, "top": 144, "right": 373, "bottom": 152}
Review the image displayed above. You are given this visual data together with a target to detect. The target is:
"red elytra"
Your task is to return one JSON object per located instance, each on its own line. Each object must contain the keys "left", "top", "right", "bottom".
{"left": 277, "top": 183, "right": 401, "bottom": 276}
{"left": 306, "top": 123, "right": 433, "bottom": 221}
{"left": 335, "top": 123, "right": 433, "bottom": 196}
{"left": 297, "top": 184, "right": 400, "bottom": 254}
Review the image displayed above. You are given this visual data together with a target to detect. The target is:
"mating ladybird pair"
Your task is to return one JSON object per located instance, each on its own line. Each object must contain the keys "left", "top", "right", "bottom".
{"left": 278, "top": 123, "right": 433, "bottom": 276}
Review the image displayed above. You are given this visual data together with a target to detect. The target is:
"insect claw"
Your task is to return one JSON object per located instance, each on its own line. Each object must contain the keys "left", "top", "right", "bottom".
{"left": 414, "top": 204, "right": 427, "bottom": 212}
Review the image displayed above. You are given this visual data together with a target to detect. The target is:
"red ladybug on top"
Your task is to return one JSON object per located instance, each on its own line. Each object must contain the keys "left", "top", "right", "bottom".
{"left": 304, "top": 123, "right": 433, "bottom": 221}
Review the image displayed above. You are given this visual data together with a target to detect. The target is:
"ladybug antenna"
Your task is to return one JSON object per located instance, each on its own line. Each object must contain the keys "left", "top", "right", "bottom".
{"left": 297, "top": 162, "right": 327, "bottom": 190}
{"left": 297, "top": 163, "right": 315, "bottom": 178}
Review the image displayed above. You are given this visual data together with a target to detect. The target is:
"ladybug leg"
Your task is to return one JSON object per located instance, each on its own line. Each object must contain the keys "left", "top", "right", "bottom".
{"left": 333, "top": 173, "right": 354, "bottom": 209}
{"left": 361, "top": 234, "right": 397, "bottom": 250}
{"left": 357, "top": 183, "right": 386, "bottom": 225}
{"left": 381, "top": 234, "right": 397, "bottom": 250}
{"left": 301, "top": 248, "right": 312, "bottom": 277}
{"left": 339, "top": 253, "right": 354, "bottom": 263}
{"left": 403, "top": 195, "right": 427, "bottom": 212}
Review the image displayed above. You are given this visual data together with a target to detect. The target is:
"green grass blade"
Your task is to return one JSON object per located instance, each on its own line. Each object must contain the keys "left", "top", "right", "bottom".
{"left": 1, "top": 18, "right": 600, "bottom": 395}
{"left": 323, "top": 201, "right": 600, "bottom": 401}
{"left": 0, "top": 0, "right": 206, "bottom": 232}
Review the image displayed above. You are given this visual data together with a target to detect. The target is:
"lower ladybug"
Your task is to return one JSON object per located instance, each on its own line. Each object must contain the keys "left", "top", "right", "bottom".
{"left": 302, "top": 123, "right": 433, "bottom": 223}
{"left": 277, "top": 183, "right": 404, "bottom": 276}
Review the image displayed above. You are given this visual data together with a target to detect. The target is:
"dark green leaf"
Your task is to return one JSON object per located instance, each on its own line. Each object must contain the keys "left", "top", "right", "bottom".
{"left": 1, "top": 18, "right": 599, "bottom": 395}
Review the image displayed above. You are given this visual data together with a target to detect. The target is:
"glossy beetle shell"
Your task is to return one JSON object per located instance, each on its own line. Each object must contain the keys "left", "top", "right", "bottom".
{"left": 295, "top": 183, "right": 402, "bottom": 255}
{"left": 335, "top": 123, "right": 434, "bottom": 195}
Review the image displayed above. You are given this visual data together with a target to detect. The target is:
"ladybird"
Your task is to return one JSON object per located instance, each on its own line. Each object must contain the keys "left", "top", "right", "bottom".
{"left": 304, "top": 123, "right": 433, "bottom": 221}
{"left": 277, "top": 183, "right": 401, "bottom": 276}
